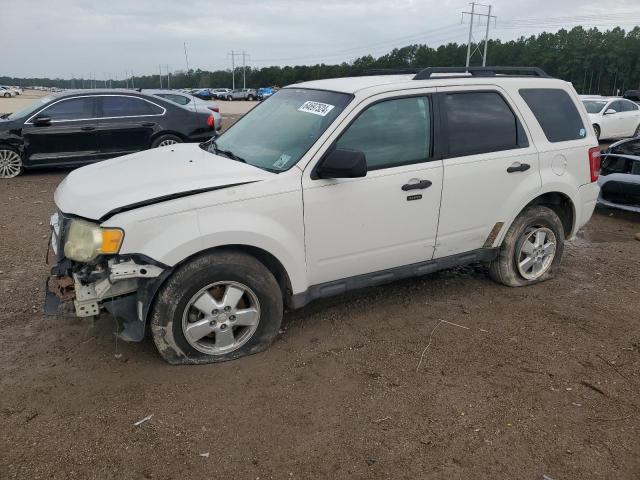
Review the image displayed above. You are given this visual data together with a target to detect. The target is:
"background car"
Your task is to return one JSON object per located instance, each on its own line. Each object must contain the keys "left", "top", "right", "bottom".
{"left": 226, "top": 88, "right": 258, "bottom": 101}
{"left": 581, "top": 96, "right": 640, "bottom": 140}
{"left": 144, "top": 89, "right": 222, "bottom": 130}
{"left": 0, "top": 89, "right": 217, "bottom": 178}
{"left": 210, "top": 88, "right": 232, "bottom": 99}
{"left": 0, "top": 86, "right": 16, "bottom": 97}
{"left": 257, "top": 87, "right": 274, "bottom": 100}
{"left": 191, "top": 88, "right": 214, "bottom": 100}
{"left": 598, "top": 137, "right": 640, "bottom": 212}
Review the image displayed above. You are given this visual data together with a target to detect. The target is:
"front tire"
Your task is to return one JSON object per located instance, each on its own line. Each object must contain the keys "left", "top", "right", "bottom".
{"left": 150, "top": 251, "right": 283, "bottom": 364}
{"left": 0, "top": 147, "right": 23, "bottom": 178}
{"left": 3, "top": 93, "right": 9, "bottom": 98}
{"left": 151, "top": 134, "right": 182, "bottom": 148}
{"left": 247, "top": 94, "right": 254, "bottom": 101}
{"left": 489, "top": 206, "right": 564, "bottom": 287}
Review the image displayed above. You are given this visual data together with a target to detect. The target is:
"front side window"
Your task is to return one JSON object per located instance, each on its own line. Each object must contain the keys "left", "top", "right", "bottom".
{"left": 209, "top": 88, "right": 351, "bottom": 172}
{"left": 100, "top": 96, "right": 163, "bottom": 118}
{"left": 40, "top": 97, "right": 95, "bottom": 121}
{"left": 608, "top": 101, "right": 624, "bottom": 113}
{"left": 582, "top": 100, "right": 608, "bottom": 114}
{"left": 336, "top": 96, "right": 431, "bottom": 170}
{"left": 443, "top": 91, "right": 522, "bottom": 157}
{"left": 520, "top": 88, "right": 586, "bottom": 142}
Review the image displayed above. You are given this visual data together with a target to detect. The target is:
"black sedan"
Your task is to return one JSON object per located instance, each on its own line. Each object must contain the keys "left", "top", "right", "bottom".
{"left": 0, "top": 89, "right": 218, "bottom": 178}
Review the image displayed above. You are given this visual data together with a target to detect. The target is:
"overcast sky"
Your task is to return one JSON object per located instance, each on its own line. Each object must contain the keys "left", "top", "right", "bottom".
{"left": 2, "top": 0, "right": 639, "bottom": 78}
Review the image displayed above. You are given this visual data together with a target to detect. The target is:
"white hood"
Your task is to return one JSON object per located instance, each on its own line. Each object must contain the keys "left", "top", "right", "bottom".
{"left": 54, "top": 143, "right": 274, "bottom": 220}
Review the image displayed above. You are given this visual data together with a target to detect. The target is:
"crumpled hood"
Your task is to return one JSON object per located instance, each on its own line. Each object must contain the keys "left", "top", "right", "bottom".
{"left": 54, "top": 143, "right": 274, "bottom": 220}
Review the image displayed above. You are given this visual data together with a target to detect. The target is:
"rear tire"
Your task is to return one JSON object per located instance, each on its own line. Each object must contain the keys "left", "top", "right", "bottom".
{"left": 3, "top": 93, "right": 9, "bottom": 98}
{"left": 593, "top": 124, "right": 601, "bottom": 140}
{"left": 226, "top": 95, "right": 233, "bottom": 101}
{"left": 489, "top": 206, "right": 564, "bottom": 287}
{"left": 633, "top": 123, "right": 640, "bottom": 137}
{"left": 247, "top": 95, "right": 254, "bottom": 101}
{"left": 151, "top": 134, "right": 182, "bottom": 148}
{"left": 150, "top": 251, "right": 283, "bottom": 364}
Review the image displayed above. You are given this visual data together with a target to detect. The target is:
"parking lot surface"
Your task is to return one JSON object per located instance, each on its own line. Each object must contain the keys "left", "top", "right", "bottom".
{"left": 1, "top": 114, "right": 639, "bottom": 480}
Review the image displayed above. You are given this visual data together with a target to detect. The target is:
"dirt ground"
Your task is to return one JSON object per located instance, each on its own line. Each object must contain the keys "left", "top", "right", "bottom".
{"left": 1, "top": 116, "right": 640, "bottom": 480}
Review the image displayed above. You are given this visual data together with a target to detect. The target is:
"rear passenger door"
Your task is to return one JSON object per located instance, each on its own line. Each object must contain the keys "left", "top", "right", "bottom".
{"left": 434, "top": 87, "right": 541, "bottom": 258}
{"left": 95, "top": 95, "right": 166, "bottom": 157}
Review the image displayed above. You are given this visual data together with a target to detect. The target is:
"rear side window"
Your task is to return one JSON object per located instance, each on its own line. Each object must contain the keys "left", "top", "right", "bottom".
{"left": 519, "top": 88, "right": 586, "bottom": 142}
{"left": 100, "top": 96, "right": 164, "bottom": 117}
{"left": 442, "top": 91, "right": 524, "bottom": 157}
{"left": 158, "top": 93, "right": 190, "bottom": 105}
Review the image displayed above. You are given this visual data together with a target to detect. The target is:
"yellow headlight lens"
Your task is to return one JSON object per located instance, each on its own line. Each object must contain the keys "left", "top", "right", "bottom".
{"left": 63, "top": 219, "right": 124, "bottom": 262}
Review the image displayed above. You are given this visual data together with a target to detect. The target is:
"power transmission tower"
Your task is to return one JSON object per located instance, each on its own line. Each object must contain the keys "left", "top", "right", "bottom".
{"left": 159, "top": 65, "right": 163, "bottom": 88}
{"left": 229, "top": 51, "right": 243, "bottom": 90}
{"left": 461, "top": 3, "right": 496, "bottom": 68}
{"left": 166, "top": 65, "right": 171, "bottom": 89}
{"left": 183, "top": 42, "right": 190, "bottom": 72}
{"left": 241, "top": 51, "right": 250, "bottom": 88}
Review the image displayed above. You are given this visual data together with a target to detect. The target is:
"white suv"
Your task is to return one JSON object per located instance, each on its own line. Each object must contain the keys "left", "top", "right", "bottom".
{"left": 45, "top": 66, "right": 601, "bottom": 364}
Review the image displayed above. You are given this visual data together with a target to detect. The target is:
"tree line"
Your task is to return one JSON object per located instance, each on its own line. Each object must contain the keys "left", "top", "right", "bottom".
{"left": 3, "top": 26, "right": 639, "bottom": 95}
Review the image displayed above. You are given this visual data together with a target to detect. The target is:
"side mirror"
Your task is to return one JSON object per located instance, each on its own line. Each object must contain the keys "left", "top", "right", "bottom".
{"left": 33, "top": 115, "right": 52, "bottom": 126}
{"left": 604, "top": 108, "right": 617, "bottom": 115}
{"left": 316, "top": 148, "right": 367, "bottom": 179}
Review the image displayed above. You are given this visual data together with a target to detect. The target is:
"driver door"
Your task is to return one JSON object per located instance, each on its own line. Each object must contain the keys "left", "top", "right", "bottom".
{"left": 302, "top": 92, "right": 443, "bottom": 286}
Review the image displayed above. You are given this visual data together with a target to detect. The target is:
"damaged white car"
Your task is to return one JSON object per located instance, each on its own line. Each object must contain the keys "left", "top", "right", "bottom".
{"left": 598, "top": 137, "right": 640, "bottom": 212}
{"left": 46, "top": 67, "right": 601, "bottom": 364}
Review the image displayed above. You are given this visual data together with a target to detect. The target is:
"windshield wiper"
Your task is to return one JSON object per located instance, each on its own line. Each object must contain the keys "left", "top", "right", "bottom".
{"left": 209, "top": 139, "right": 248, "bottom": 164}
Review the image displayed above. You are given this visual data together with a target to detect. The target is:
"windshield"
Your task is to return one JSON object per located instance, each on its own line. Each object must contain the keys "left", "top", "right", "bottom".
{"left": 207, "top": 88, "right": 352, "bottom": 172}
{"left": 582, "top": 100, "right": 607, "bottom": 114}
{"left": 7, "top": 96, "right": 53, "bottom": 120}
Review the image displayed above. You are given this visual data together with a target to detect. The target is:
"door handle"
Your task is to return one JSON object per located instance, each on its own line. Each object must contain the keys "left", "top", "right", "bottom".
{"left": 507, "top": 162, "right": 531, "bottom": 173}
{"left": 141, "top": 122, "right": 155, "bottom": 127}
{"left": 80, "top": 126, "right": 96, "bottom": 131}
{"left": 401, "top": 179, "right": 432, "bottom": 191}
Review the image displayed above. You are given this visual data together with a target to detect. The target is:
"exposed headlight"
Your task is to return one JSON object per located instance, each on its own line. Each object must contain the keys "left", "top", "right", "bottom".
{"left": 63, "top": 219, "right": 124, "bottom": 262}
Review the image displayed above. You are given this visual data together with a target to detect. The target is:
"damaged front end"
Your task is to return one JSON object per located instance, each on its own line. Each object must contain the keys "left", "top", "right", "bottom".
{"left": 598, "top": 137, "right": 640, "bottom": 213}
{"left": 44, "top": 212, "right": 170, "bottom": 341}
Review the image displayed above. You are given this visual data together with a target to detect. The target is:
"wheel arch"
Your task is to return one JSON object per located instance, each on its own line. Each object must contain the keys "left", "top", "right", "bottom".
{"left": 495, "top": 190, "right": 577, "bottom": 248}
{"left": 149, "top": 130, "right": 189, "bottom": 146}
{"left": 142, "top": 243, "right": 295, "bottom": 325}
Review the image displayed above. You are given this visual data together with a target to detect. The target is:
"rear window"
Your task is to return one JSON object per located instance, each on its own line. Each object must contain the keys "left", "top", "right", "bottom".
{"left": 520, "top": 88, "right": 586, "bottom": 142}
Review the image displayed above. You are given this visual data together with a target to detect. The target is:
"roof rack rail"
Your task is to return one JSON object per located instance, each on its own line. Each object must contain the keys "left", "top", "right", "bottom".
{"left": 413, "top": 66, "right": 549, "bottom": 80}
{"left": 355, "top": 68, "right": 422, "bottom": 76}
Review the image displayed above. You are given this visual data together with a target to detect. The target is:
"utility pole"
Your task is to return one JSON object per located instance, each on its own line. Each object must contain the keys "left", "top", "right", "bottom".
{"left": 159, "top": 65, "right": 163, "bottom": 88}
{"left": 131, "top": 70, "right": 135, "bottom": 89}
{"left": 229, "top": 51, "right": 241, "bottom": 90}
{"left": 166, "top": 65, "right": 171, "bottom": 89}
{"left": 462, "top": 3, "right": 496, "bottom": 68}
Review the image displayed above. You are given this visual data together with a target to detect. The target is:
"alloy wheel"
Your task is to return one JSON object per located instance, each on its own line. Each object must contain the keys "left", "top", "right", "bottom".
{"left": 0, "top": 149, "right": 22, "bottom": 178}
{"left": 516, "top": 226, "right": 557, "bottom": 280}
{"left": 182, "top": 281, "right": 261, "bottom": 355}
{"left": 157, "top": 139, "right": 178, "bottom": 147}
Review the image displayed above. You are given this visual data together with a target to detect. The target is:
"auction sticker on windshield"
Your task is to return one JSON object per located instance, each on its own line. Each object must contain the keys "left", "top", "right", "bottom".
{"left": 298, "top": 101, "right": 335, "bottom": 117}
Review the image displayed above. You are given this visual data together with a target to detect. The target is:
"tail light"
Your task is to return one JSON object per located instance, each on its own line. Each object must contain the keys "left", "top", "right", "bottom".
{"left": 208, "top": 106, "right": 219, "bottom": 113}
{"left": 206, "top": 115, "right": 216, "bottom": 128}
{"left": 588, "top": 146, "right": 601, "bottom": 182}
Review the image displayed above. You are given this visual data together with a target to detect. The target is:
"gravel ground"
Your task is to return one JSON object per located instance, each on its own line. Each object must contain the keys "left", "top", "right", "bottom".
{"left": 0, "top": 116, "right": 639, "bottom": 479}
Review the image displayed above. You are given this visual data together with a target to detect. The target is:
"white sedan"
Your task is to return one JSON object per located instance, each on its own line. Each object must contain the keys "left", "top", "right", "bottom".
{"left": 582, "top": 96, "right": 640, "bottom": 140}
{"left": 0, "top": 86, "right": 16, "bottom": 97}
